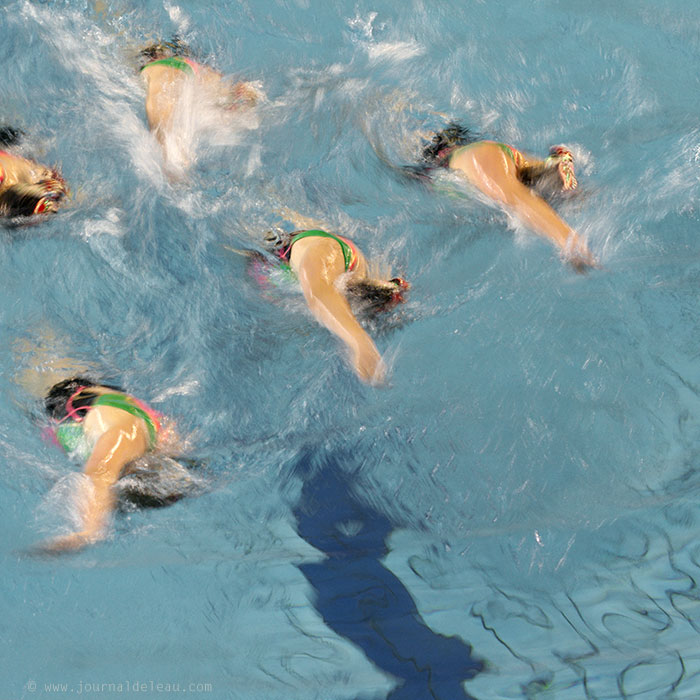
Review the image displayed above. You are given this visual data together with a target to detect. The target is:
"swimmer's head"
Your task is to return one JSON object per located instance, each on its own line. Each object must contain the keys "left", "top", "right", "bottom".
{"left": 0, "top": 168, "right": 68, "bottom": 218}
{"left": 45, "top": 377, "right": 123, "bottom": 420}
{"left": 263, "top": 227, "right": 294, "bottom": 254}
{"left": 422, "top": 122, "right": 476, "bottom": 164}
{"left": 346, "top": 276, "right": 410, "bottom": 314}
{"left": 520, "top": 146, "right": 578, "bottom": 194}
{"left": 0, "top": 180, "right": 67, "bottom": 218}
{"left": 0, "top": 126, "right": 23, "bottom": 148}
{"left": 138, "top": 37, "right": 192, "bottom": 67}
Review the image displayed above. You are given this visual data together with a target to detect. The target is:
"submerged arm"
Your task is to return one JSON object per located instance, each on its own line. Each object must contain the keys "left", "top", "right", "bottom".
{"left": 43, "top": 421, "right": 147, "bottom": 552}
{"left": 275, "top": 206, "right": 331, "bottom": 232}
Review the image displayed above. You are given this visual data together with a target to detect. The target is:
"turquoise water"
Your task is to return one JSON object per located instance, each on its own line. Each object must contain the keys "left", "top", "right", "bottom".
{"left": 2, "top": 0, "right": 700, "bottom": 698}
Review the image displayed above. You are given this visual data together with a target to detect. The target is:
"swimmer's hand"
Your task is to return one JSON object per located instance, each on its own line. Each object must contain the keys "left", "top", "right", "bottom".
{"left": 565, "top": 236, "right": 599, "bottom": 273}
{"left": 569, "top": 255, "right": 600, "bottom": 273}
{"left": 568, "top": 246, "right": 600, "bottom": 273}
{"left": 352, "top": 340, "right": 386, "bottom": 386}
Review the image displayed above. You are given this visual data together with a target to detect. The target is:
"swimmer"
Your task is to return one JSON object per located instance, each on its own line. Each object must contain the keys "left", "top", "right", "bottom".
{"left": 138, "top": 39, "right": 260, "bottom": 169}
{"left": 422, "top": 123, "right": 596, "bottom": 270}
{"left": 38, "top": 377, "right": 197, "bottom": 552}
{"left": 0, "top": 126, "right": 68, "bottom": 218}
{"left": 258, "top": 212, "right": 409, "bottom": 385}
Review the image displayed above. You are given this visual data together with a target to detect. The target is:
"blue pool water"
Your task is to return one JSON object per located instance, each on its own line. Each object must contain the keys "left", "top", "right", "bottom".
{"left": 3, "top": 0, "right": 700, "bottom": 698}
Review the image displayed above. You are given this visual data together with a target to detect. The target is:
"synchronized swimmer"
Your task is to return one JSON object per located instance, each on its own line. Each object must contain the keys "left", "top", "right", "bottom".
{"left": 421, "top": 124, "right": 596, "bottom": 271}
{"left": 39, "top": 377, "right": 197, "bottom": 552}
{"left": 139, "top": 39, "right": 260, "bottom": 170}
{"left": 259, "top": 211, "right": 409, "bottom": 385}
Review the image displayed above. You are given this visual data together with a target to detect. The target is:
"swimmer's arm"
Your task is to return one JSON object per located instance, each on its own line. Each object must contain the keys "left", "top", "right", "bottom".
{"left": 42, "top": 425, "right": 147, "bottom": 552}
{"left": 296, "top": 252, "right": 385, "bottom": 385}
{"left": 508, "top": 186, "right": 597, "bottom": 271}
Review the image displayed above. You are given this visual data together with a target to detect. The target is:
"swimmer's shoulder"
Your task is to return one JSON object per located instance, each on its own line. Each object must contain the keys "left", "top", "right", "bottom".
{"left": 82, "top": 403, "right": 147, "bottom": 441}
{"left": 288, "top": 231, "right": 342, "bottom": 261}
{"left": 290, "top": 235, "right": 355, "bottom": 279}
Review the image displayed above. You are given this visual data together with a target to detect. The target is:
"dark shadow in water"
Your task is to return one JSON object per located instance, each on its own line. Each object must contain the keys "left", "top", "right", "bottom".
{"left": 291, "top": 447, "right": 484, "bottom": 700}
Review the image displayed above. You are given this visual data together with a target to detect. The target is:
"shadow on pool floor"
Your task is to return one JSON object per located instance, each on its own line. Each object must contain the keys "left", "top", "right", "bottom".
{"left": 292, "top": 447, "right": 484, "bottom": 699}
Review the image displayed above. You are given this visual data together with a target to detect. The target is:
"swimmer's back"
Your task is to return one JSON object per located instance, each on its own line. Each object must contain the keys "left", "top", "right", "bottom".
{"left": 82, "top": 404, "right": 149, "bottom": 452}
{"left": 288, "top": 234, "right": 368, "bottom": 278}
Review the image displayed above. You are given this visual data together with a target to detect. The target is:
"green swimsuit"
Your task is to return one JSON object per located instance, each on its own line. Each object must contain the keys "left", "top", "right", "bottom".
{"left": 53, "top": 393, "right": 160, "bottom": 460}
{"left": 280, "top": 230, "right": 359, "bottom": 272}
{"left": 140, "top": 56, "right": 197, "bottom": 75}
{"left": 445, "top": 141, "right": 525, "bottom": 170}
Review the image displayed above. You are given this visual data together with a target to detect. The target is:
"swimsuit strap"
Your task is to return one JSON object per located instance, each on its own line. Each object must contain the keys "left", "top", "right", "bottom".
{"left": 46, "top": 385, "right": 95, "bottom": 452}
{"left": 49, "top": 390, "right": 160, "bottom": 452}
{"left": 52, "top": 422, "right": 87, "bottom": 456}
{"left": 496, "top": 142, "right": 526, "bottom": 170}
{"left": 441, "top": 141, "right": 526, "bottom": 170}
{"left": 141, "top": 56, "right": 195, "bottom": 75}
{"left": 93, "top": 393, "right": 161, "bottom": 448}
{"left": 63, "top": 385, "right": 90, "bottom": 422}
{"left": 282, "top": 230, "right": 358, "bottom": 272}
{"left": 182, "top": 57, "right": 202, "bottom": 76}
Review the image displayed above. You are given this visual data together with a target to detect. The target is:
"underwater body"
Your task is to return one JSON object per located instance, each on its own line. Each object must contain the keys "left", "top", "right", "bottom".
{"left": 3, "top": 0, "right": 700, "bottom": 697}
